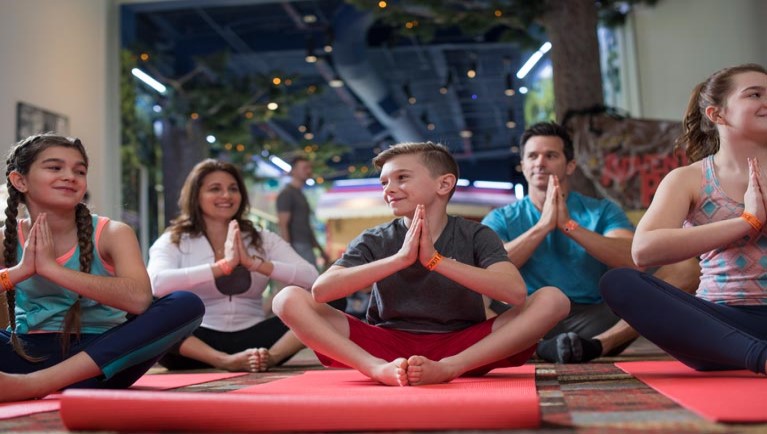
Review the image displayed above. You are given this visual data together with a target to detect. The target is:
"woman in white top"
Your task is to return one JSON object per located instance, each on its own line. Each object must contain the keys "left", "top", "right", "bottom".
{"left": 148, "top": 159, "right": 318, "bottom": 372}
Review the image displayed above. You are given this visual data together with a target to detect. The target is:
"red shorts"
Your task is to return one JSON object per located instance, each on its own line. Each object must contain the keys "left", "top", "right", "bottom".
{"left": 315, "top": 314, "right": 536, "bottom": 376}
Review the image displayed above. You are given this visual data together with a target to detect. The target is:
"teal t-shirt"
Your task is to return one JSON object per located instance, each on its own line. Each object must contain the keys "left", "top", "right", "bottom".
{"left": 481, "top": 192, "right": 633, "bottom": 304}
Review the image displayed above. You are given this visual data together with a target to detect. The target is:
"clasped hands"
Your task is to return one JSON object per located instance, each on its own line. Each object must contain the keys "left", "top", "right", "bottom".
{"left": 743, "top": 157, "right": 767, "bottom": 227}
{"left": 537, "top": 174, "right": 573, "bottom": 233}
{"left": 222, "top": 220, "right": 264, "bottom": 273}
{"left": 17, "top": 213, "right": 60, "bottom": 280}
{"left": 397, "top": 204, "right": 440, "bottom": 269}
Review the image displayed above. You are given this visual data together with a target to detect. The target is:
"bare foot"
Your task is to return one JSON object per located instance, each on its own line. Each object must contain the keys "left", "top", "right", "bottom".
{"left": 250, "top": 348, "right": 271, "bottom": 372}
{"left": 0, "top": 372, "right": 49, "bottom": 402}
{"left": 406, "top": 355, "right": 460, "bottom": 385}
{"left": 219, "top": 348, "right": 262, "bottom": 372}
{"left": 368, "top": 357, "right": 409, "bottom": 386}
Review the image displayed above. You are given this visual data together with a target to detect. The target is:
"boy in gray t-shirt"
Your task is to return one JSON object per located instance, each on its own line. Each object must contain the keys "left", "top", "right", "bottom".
{"left": 273, "top": 142, "right": 569, "bottom": 386}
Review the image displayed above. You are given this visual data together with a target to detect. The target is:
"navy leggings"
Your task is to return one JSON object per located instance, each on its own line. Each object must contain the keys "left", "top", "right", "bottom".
{"left": 0, "top": 291, "right": 204, "bottom": 389}
{"left": 600, "top": 268, "right": 767, "bottom": 374}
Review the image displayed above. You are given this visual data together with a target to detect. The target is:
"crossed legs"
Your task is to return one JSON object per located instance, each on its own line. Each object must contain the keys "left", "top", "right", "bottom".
{"left": 273, "top": 285, "right": 569, "bottom": 386}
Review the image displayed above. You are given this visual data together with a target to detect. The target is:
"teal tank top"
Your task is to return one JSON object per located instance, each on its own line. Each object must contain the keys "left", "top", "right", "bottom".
{"left": 13, "top": 215, "right": 127, "bottom": 334}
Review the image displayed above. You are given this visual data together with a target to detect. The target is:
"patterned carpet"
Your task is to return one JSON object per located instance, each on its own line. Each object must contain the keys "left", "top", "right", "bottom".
{"left": 3, "top": 338, "right": 766, "bottom": 433}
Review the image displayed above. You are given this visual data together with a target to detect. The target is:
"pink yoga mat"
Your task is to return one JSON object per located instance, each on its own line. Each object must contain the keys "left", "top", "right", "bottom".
{"left": 131, "top": 372, "right": 247, "bottom": 390}
{"left": 0, "top": 395, "right": 61, "bottom": 420}
{"left": 0, "top": 372, "right": 245, "bottom": 420}
{"left": 616, "top": 360, "right": 767, "bottom": 422}
{"left": 60, "top": 366, "right": 540, "bottom": 431}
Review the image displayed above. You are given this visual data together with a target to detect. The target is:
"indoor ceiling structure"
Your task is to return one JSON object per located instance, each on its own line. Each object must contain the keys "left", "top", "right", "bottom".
{"left": 121, "top": 0, "right": 548, "bottom": 184}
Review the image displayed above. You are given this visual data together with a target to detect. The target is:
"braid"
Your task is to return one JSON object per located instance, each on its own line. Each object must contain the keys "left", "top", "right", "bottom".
{"left": 60, "top": 203, "right": 93, "bottom": 355}
{"left": 4, "top": 154, "right": 43, "bottom": 361}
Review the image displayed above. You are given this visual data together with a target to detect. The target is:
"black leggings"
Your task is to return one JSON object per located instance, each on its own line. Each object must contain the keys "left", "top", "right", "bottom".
{"left": 159, "top": 315, "right": 291, "bottom": 370}
{"left": 600, "top": 268, "right": 767, "bottom": 374}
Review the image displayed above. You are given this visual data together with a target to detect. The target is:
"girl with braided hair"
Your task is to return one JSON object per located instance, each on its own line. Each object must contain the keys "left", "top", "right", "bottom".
{"left": 0, "top": 133, "right": 204, "bottom": 402}
{"left": 601, "top": 63, "right": 767, "bottom": 374}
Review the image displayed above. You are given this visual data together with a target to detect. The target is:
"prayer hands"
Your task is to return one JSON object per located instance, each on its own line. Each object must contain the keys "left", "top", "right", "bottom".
{"left": 19, "top": 213, "right": 58, "bottom": 279}
{"left": 744, "top": 157, "right": 767, "bottom": 225}
{"left": 398, "top": 204, "right": 437, "bottom": 268}
{"left": 539, "top": 175, "right": 571, "bottom": 233}
{"left": 228, "top": 220, "right": 265, "bottom": 273}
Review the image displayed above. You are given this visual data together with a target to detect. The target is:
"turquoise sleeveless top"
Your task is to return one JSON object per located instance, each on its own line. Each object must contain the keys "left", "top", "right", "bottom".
{"left": 13, "top": 215, "right": 127, "bottom": 333}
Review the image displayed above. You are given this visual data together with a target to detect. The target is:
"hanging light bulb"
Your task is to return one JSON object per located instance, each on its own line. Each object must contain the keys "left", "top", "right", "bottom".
{"left": 504, "top": 73, "right": 515, "bottom": 96}
{"left": 439, "top": 70, "right": 453, "bottom": 95}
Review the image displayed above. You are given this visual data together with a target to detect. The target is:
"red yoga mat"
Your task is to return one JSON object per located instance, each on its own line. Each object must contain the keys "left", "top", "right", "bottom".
{"left": 0, "top": 372, "right": 245, "bottom": 420}
{"left": 60, "top": 366, "right": 540, "bottom": 432}
{"left": 616, "top": 360, "right": 767, "bottom": 422}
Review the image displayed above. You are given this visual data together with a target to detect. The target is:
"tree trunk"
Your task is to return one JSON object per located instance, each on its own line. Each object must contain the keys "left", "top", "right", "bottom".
{"left": 160, "top": 118, "right": 207, "bottom": 227}
{"left": 541, "top": 0, "right": 604, "bottom": 122}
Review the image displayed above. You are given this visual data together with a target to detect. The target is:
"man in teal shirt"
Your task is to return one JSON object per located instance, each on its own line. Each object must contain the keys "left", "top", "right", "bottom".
{"left": 483, "top": 122, "right": 697, "bottom": 363}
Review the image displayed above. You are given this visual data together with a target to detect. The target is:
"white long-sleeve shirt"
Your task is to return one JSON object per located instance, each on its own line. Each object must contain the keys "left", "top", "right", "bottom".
{"left": 147, "top": 229, "right": 318, "bottom": 332}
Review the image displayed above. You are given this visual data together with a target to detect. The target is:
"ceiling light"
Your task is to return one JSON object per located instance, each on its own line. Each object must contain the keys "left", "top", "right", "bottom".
{"left": 516, "top": 42, "right": 552, "bottom": 79}
{"left": 439, "top": 70, "right": 453, "bottom": 94}
{"left": 303, "top": 15, "right": 317, "bottom": 24}
{"left": 329, "top": 75, "right": 344, "bottom": 88}
{"left": 267, "top": 102, "right": 279, "bottom": 111}
{"left": 459, "top": 129, "right": 473, "bottom": 138}
{"left": 504, "top": 73, "right": 515, "bottom": 96}
{"left": 403, "top": 82, "right": 416, "bottom": 105}
{"left": 131, "top": 68, "right": 166, "bottom": 94}
{"left": 305, "top": 37, "right": 317, "bottom": 63}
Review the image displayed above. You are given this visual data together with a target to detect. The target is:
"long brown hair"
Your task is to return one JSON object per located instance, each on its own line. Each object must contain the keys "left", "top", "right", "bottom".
{"left": 4, "top": 133, "right": 94, "bottom": 360}
{"left": 167, "top": 159, "right": 262, "bottom": 252}
{"left": 677, "top": 63, "right": 767, "bottom": 162}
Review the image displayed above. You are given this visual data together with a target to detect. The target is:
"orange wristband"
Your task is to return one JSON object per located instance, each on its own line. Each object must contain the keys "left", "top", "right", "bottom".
{"left": 740, "top": 212, "right": 763, "bottom": 232}
{"left": 0, "top": 269, "right": 13, "bottom": 291}
{"left": 216, "top": 259, "right": 234, "bottom": 275}
{"left": 563, "top": 219, "right": 579, "bottom": 233}
{"left": 425, "top": 252, "right": 444, "bottom": 271}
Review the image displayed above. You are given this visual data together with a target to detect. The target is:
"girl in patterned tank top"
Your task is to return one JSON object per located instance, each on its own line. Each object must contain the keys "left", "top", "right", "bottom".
{"left": 601, "top": 64, "right": 767, "bottom": 374}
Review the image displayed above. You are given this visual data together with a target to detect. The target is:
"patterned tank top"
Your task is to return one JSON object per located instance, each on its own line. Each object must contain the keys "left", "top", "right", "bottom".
{"left": 685, "top": 155, "right": 767, "bottom": 305}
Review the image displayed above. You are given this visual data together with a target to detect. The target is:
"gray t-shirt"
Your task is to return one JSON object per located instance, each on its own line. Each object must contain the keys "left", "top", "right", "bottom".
{"left": 276, "top": 184, "right": 314, "bottom": 246}
{"left": 336, "top": 215, "right": 509, "bottom": 333}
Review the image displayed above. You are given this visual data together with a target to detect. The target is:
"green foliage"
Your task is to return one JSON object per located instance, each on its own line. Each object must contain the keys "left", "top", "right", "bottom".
{"left": 346, "top": 0, "right": 658, "bottom": 46}
{"left": 524, "top": 76, "right": 556, "bottom": 124}
{"left": 346, "top": 0, "right": 545, "bottom": 49}
{"left": 128, "top": 49, "right": 351, "bottom": 181}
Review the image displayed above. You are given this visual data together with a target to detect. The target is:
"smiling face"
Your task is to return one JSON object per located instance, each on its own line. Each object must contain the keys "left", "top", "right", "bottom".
{"left": 198, "top": 170, "right": 242, "bottom": 223}
{"left": 379, "top": 153, "right": 444, "bottom": 217}
{"left": 13, "top": 145, "right": 88, "bottom": 210}
{"left": 713, "top": 71, "right": 767, "bottom": 139}
{"left": 521, "top": 135, "right": 577, "bottom": 191}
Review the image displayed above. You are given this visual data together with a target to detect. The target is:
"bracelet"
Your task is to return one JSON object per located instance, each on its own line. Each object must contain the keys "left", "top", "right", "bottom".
{"left": 216, "top": 259, "right": 234, "bottom": 275}
{"left": 563, "top": 219, "right": 579, "bottom": 233}
{"left": 0, "top": 269, "right": 13, "bottom": 291}
{"left": 425, "top": 252, "right": 444, "bottom": 271}
{"left": 740, "top": 212, "right": 763, "bottom": 232}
